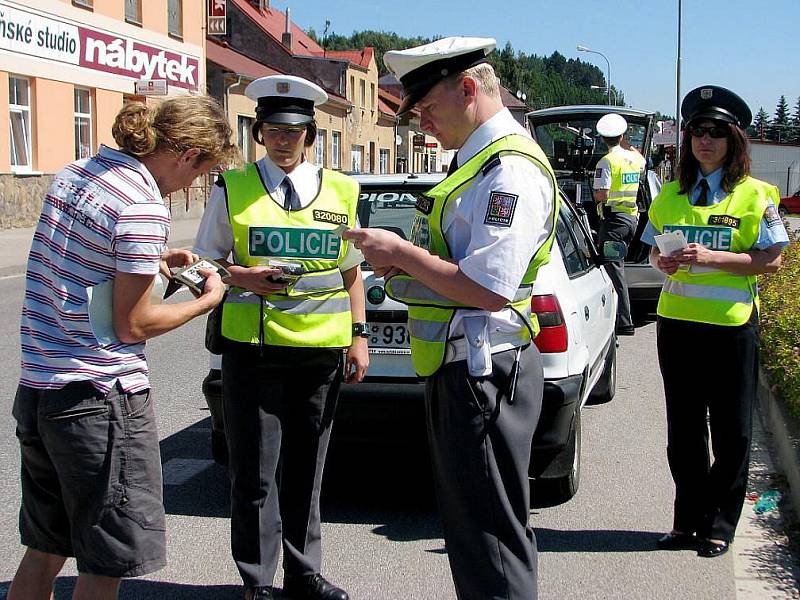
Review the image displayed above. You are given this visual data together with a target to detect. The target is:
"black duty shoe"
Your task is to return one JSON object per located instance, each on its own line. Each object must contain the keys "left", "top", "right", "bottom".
{"left": 245, "top": 586, "right": 274, "bottom": 600}
{"left": 616, "top": 325, "right": 636, "bottom": 336}
{"left": 697, "top": 539, "right": 730, "bottom": 558}
{"left": 656, "top": 531, "right": 698, "bottom": 550}
{"left": 282, "top": 574, "right": 349, "bottom": 600}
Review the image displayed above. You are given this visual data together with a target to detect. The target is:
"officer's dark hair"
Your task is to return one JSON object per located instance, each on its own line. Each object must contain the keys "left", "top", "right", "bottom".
{"left": 251, "top": 120, "right": 318, "bottom": 148}
{"left": 602, "top": 135, "right": 622, "bottom": 147}
{"left": 677, "top": 121, "right": 751, "bottom": 195}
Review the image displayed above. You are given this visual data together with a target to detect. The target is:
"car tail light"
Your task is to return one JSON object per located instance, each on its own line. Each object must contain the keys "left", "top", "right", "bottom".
{"left": 532, "top": 294, "right": 568, "bottom": 353}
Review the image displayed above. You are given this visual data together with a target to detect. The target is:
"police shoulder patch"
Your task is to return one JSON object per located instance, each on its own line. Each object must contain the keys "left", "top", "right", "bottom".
{"left": 594, "top": 168, "right": 604, "bottom": 179}
{"left": 484, "top": 191, "right": 518, "bottom": 227}
{"left": 765, "top": 204, "right": 782, "bottom": 228}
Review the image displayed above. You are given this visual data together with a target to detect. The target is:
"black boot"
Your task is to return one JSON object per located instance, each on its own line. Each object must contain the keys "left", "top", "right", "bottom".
{"left": 282, "top": 574, "right": 349, "bottom": 600}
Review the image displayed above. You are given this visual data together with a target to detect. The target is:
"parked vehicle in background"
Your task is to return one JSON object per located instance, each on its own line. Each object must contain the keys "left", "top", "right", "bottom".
{"left": 350, "top": 172, "right": 618, "bottom": 506}
{"left": 525, "top": 106, "right": 665, "bottom": 319}
{"left": 779, "top": 190, "right": 800, "bottom": 216}
{"left": 202, "top": 171, "right": 619, "bottom": 506}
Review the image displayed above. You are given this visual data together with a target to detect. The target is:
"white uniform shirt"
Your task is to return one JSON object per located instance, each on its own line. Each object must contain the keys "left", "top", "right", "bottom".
{"left": 593, "top": 144, "right": 646, "bottom": 191}
{"left": 445, "top": 108, "right": 555, "bottom": 341}
{"left": 193, "top": 156, "right": 363, "bottom": 270}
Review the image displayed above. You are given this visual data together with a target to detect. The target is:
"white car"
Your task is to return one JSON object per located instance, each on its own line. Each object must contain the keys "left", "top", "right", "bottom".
{"left": 351, "top": 172, "right": 618, "bottom": 505}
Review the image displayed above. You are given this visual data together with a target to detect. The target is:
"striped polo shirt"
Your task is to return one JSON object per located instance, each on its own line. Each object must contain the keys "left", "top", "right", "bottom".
{"left": 20, "top": 145, "right": 170, "bottom": 394}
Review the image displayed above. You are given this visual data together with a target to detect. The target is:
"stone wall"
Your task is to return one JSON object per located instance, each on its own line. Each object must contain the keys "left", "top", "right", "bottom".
{"left": 0, "top": 174, "right": 210, "bottom": 229}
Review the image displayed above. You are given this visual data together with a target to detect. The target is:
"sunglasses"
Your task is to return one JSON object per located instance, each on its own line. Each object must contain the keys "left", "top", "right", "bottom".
{"left": 263, "top": 126, "right": 306, "bottom": 136}
{"left": 688, "top": 125, "right": 728, "bottom": 139}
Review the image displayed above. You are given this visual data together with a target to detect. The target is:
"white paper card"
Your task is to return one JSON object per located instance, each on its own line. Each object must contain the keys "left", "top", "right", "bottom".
{"left": 654, "top": 230, "right": 687, "bottom": 256}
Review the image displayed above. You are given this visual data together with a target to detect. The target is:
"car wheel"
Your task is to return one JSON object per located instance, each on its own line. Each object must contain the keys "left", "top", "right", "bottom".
{"left": 778, "top": 205, "right": 787, "bottom": 218}
{"left": 588, "top": 337, "right": 617, "bottom": 404}
{"left": 531, "top": 409, "right": 581, "bottom": 507}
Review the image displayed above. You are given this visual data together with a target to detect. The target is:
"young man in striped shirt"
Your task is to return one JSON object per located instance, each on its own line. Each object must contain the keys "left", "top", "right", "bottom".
{"left": 8, "top": 96, "right": 238, "bottom": 600}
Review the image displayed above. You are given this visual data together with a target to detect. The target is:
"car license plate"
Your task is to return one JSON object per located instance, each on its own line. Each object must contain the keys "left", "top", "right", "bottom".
{"left": 367, "top": 322, "right": 410, "bottom": 355}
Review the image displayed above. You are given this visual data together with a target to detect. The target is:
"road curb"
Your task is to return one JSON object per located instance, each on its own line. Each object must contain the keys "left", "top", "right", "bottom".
{"left": 757, "top": 368, "right": 800, "bottom": 520}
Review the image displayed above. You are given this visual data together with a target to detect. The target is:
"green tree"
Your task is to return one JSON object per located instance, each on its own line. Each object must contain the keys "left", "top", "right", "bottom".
{"left": 791, "top": 97, "right": 800, "bottom": 144}
{"left": 770, "top": 95, "right": 790, "bottom": 142}
{"left": 752, "top": 107, "right": 770, "bottom": 140}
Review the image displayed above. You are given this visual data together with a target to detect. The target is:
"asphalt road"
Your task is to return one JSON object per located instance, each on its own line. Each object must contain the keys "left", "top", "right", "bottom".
{"left": 0, "top": 274, "right": 765, "bottom": 600}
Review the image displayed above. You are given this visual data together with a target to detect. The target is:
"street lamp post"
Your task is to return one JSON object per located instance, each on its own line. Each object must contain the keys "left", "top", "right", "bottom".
{"left": 577, "top": 44, "right": 611, "bottom": 105}
{"left": 590, "top": 85, "right": 617, "bottom": 106}
{"left": 675, "top": 0, "right": 682, "bottom": 164}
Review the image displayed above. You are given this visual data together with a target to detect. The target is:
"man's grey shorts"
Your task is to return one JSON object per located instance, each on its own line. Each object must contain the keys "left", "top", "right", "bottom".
{"left": 13, "top": 381, "right": 166, "bottom": 577}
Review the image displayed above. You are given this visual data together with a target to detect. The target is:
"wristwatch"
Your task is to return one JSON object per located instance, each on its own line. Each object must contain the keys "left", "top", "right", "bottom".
{"left": 352, "top": 322, "right": 370, "bottom": 338}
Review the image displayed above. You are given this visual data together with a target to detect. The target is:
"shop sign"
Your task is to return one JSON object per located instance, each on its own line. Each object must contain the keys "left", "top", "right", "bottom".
{"left": 135, "top": 79, "right": 168, "bottom": 96}
{"left": 0, "top": 2, "right": 200, "bottom": 90}
{"left": 208, "top": 0, "right": 226, "bottom": 35}
{"left": 412, "top": 134, "right": 425, "bottom": 147}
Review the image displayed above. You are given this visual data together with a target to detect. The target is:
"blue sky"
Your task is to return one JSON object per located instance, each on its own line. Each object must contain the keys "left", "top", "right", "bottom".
{"left": 277, "top": 0, "right": 799, "bottom": 121}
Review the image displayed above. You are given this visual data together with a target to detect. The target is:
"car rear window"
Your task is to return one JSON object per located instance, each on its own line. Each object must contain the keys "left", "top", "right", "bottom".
{"left": 357, "top": 187, "right": 428, "bottom": 253}
{"left": 555, "top": 202, "right": 595, "bottom": 278}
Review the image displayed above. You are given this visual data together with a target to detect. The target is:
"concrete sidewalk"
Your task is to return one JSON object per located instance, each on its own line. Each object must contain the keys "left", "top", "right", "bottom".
{"left": 0, "top": 216, "right": 203, "bottom": 278}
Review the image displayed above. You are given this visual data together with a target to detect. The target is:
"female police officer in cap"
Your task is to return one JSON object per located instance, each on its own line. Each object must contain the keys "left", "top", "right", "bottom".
{"left": 641, "top": 85, "right": 788, "bottom": 558}
{"left": 193, "top": 75, "right": 368, "bottom": 600}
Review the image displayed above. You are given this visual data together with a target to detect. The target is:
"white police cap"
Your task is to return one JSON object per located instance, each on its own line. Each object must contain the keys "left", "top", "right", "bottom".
{"left": 384, "top": 36, "right": 496, "bottom": 116}
{"left": 244, "top": 75, "right": 328, "bottom": 125}
{"left": 596, "top": 113, "right": 628, "bottom": 137}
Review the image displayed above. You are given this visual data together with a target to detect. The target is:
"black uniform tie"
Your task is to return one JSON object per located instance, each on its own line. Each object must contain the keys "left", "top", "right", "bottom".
{"left": 282, "top": 176, "right": 299, "bottom": 211}
{"left": 447, "top": 152, "right": 459, "bottom": 176}
{"left": 696, "top": 178, "right": 710, "bottom": 206}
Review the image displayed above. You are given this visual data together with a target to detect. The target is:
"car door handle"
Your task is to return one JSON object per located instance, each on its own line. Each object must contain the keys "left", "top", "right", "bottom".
{"left": 584, "top": 306, "right": 590, "bottom": 321}
{"left": 601, "top": 294, "right": 606, "bottom": 306}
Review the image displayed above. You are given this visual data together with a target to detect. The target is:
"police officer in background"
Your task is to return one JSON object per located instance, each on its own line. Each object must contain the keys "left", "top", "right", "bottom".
{"left": 593, "top": 113, "right": 646, "bottom": 336}
{"left": 193, "top": 75, "right": 368, "bottom": 600}
{"left": 345, "top": 37, "right": 559, "bottom": 599}
{"left": 643, "top": 86, "right": 788, "bottom": 557}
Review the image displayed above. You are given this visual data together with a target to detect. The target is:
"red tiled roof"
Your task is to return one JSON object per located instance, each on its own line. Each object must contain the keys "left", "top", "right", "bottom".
{"left": 325, "top": 48, "right": 375, "bottom": 69}
{"left": 207, "top": 40, "right": 283, "bottom": 78}
{"left": 377, "top": 97, "right": 395, "bottom": 117}
{"left": 378, "top": 87, "right": 402, "bottom": 108}
{"left": 230, "top": 0, "right": 324, "bottom": 56}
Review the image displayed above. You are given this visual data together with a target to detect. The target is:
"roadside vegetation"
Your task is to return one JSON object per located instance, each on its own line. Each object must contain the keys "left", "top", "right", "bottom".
{"left": 760, "top": 224, "right": 800, "bottom": 416}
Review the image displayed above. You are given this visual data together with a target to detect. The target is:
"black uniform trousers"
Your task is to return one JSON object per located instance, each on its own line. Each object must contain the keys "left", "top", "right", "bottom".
{"left": 598, "top": 211, "right": 638, "bottom": 330}
{"left": 222, "top": 343, "right": 343, "bottom": 589}
{"left": 426, "top": 345, "right": 542, "bottom": 600}
{"left": 656, "top": 308, "right": 759, "bottom": 542}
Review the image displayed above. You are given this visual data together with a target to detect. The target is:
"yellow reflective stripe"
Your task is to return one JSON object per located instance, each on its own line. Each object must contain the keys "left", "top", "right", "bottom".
{"left": 663, "top": 279, "right": 753, "bottom": 304}
{"left": 608, "top": 191, "right": 639, "bottom": 198}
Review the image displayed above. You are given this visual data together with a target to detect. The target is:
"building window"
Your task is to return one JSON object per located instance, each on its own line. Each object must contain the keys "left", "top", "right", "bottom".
{"left": 359, "top": 80, "right": 365, "bottom": 108}
{"left": 367, "top": 141, "right": 374, "bottom": 173}
{"left": 315, "top": 129, "right": 327, "bottom": 167}
{"left": 379, "top": 149, "right": 389, "bottom": 174}
{"left": 237, "top": 116, "right": 254, "bottom": 162}
{"left": 168, "top": 0, "right": 183, "bottom": 39}
{"left": 125, "top": 0, "right": 142, "bottom": 25}
{"left": 74, "top": 88, "right": 93, "bottom": 160}
{"left": 72, "top": 0, "right": 93, "bottom": 10}
{"left": 349, "top": 76, "right": 354, "bottom": 102}
{"left": 9, "top": 76, "right": 32, "bottom": 172}
{"left": 371, "top": 83, "right": 375, "bottom": 110}
{"left": 350, "top": 145, "right": 363, "bottom": 173}
{"left": 331, "top": 131, "right": 341, "bottom": 170}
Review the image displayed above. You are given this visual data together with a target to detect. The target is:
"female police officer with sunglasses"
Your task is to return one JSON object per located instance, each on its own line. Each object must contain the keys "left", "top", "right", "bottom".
{"left": 194, "top": 75, "right": 367, "bottom": 600}
{"left": 641, "top": 86, "right": 788, "bottom": 558}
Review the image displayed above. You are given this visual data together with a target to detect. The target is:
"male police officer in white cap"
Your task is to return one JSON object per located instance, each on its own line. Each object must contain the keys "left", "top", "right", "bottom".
{"left": 344, "top": 37, "right": 559, "bottom": 600}
{"left": 593, "top": 113, "right": 646, "bottom": 336}
{"left": 194, "top": 75, "right": 368, "bottom": 600}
